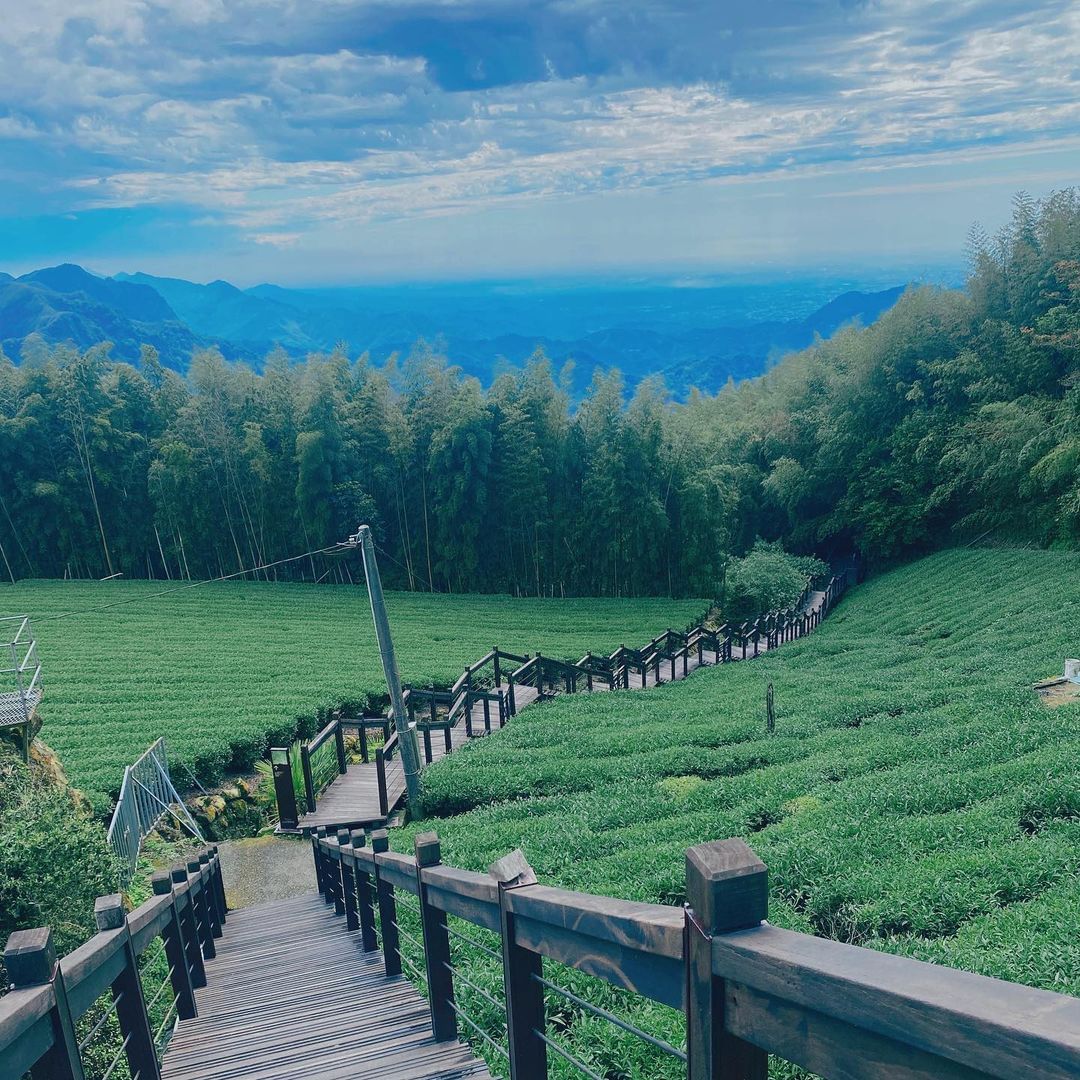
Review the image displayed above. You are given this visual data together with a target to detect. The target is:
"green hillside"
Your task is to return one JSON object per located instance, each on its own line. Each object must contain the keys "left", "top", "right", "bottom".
{"left": 396, "top": 550, "right": 1080, "bottom": 1077}
{"left": 1, "top": 580, "right": 706, "bottom": 807}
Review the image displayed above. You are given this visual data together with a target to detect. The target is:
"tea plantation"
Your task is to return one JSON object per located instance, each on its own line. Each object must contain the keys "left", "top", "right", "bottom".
{"left": 1, "top": 580, "right": 707, "bottom": 806}
{"left": 395, "top": 549, "right": 1080, "bottom": 1077}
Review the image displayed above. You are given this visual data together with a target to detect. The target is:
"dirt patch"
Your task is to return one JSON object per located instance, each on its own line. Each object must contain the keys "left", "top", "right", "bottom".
{"left": 1033, "top": 677, "right": 1080, "bottom": 708}
{"left": 217, "top": 835, "right": 316, "bottom": 909}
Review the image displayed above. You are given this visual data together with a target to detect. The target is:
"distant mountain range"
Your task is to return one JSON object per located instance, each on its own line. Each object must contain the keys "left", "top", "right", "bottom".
{"left": 0, "top": 263, "right": 907, "bottom": 395}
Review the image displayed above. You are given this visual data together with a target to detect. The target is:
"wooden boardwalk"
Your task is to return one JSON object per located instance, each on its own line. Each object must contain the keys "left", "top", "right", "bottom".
{"left": 161, "top": 891, "right": 491, "bottom": 1080}
{"left": 294, "top": 590, "right": 828, "bottom": 832}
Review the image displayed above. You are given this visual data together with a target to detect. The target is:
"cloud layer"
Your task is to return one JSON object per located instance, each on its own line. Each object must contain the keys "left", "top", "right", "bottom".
{"left": 1, "top": 0, "right": 1078, "bottom": 276}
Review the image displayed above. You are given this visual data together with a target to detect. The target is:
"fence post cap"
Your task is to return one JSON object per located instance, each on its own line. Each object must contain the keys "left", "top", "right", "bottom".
{"left": 371, "top": 829, "right": 389, "bottom": 852}
{"left": 151, "top": 871, "right": 173, "bottom": 895}
{"left": 488, "top": 848, "right": 537, "bottom": 887}
{"left": 198, "top": 851, "right": 210, "bottom": 865}
{"left": 685, "top": 839, "right": 767, "bottom": 934}
{"left": 4, "top": 927, "right": 55, "bottom": 986}
{"left": 170, "top": 866, "right": 187, "bottom": 883}
{"left": 186, "top": 859, "right": 201, "bottom": 873}
{"left": 94, "top": 894, "right": 126, "bottom": 931}
{"left": 350, "top": 829, "right": 366, "bottom": 848}
{"left": 414, "top": 831, "right": 441, "bottom": 867}
{"left": 336, "top": 828, "right": 350, "bottom": 845}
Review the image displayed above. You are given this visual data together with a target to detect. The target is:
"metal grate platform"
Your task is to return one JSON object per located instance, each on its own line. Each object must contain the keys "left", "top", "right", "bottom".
{"left": 0, "top": 687, "right": 41, "bottom": 728}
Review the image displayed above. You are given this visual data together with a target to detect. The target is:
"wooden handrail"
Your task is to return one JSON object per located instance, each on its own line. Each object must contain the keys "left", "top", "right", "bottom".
{"left": 276, "top": 567, "right": 854, "bottom": 827}
{"left": 1, "top": 850, "right": 228, "bottom": 1080}
{"left": 313, "top": 832, "right": 1080, "bottom": 1080}
{"left": 307, "top": 715, "right": 339, "bottom": 754}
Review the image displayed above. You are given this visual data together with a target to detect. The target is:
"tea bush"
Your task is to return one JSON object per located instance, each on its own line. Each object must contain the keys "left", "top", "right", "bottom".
{"left": 394, "top": 549, "right": 1080, "bottom": 1077}
{"left": 0, "top": 580, "right": 706, "bottom": 805}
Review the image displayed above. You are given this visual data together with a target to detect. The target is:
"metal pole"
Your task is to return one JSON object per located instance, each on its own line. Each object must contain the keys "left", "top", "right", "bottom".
{"left": 353, "top": 525, "right": 423, "bottom": 812}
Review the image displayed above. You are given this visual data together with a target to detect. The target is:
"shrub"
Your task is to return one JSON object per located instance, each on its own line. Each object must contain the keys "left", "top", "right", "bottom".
{"left": 721, "top": 540, "right": 829, "bottom": 622}
{"left": 0, "top": 747, "right": 118, "bottom": 984}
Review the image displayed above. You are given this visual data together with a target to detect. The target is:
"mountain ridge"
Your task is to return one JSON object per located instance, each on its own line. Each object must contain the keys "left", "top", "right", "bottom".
{"left": 1, "top": 264, "right": 906, "bottom": 394}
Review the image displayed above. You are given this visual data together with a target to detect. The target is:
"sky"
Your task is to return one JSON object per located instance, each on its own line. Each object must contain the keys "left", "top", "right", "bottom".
{"left": 0, "top": 0, "right": 1078, "bottom": 285}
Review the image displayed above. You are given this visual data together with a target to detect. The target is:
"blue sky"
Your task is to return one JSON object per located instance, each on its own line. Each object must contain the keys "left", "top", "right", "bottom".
{"left": 0, "top": 0, "right": 1077, "bottom": 285}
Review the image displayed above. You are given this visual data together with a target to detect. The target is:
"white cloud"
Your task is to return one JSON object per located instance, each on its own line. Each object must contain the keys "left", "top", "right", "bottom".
{"left": 1, "top": 0, "right": 1078, "bottom": 261}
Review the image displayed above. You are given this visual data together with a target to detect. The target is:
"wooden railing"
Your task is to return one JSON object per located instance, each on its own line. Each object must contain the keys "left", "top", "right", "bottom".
{"left": 308, "top": 828, "right": 1080, "bottom": 1080}
{"left": 282, "top": 566, "right": 855, "bottom": 824}
{"left": 0, "top": 849, "right": 227, "bottom": 1080}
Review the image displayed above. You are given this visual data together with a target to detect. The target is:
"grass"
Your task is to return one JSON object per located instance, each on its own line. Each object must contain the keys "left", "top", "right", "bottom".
{"left": 390, "top": 549, "right": 1080, "bottom": 1078}
{"left": 0, "top": 579, "right": 707, "bottom": 808}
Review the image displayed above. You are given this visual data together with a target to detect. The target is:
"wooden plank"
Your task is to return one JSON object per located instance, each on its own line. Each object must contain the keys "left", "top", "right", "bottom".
{"left": 159, "top": 893, "right": 491, "bottom": 1080}
{"left": 127, "top": 893, "right": 173, "bottom": 955}
{"left": 0, "top": 984, "right": 55, "bottom": 1076}
{"left": 711, "top": 924, "right": 1080, "bottom": 1080}
{"left": 59, "top": 929, "right": 127, "bottom": 1020}
{"left": 725, "top": 981, "right": 996, "bottom": 1080}
{"left": 372, "top": 850, "right": 421, "bottom": 893}
{"left": 421, "top": 866, "right": 501, "bottom": 933}
{"left": 505, "top": 884, "right": 685, "bottom": 960}
{"left": 514, "top": 913, "right": 684, "bottom": 1009}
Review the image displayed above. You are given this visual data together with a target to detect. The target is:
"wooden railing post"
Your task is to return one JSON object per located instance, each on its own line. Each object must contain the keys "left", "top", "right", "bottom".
{"left": 371, "top": 830, "right": 401, "bottom": 977}
{"left": 270, "top": 746, "right": 300, "bottom": 830}
{"left": 316, "top": 831, "right": 334, "bottom": 907}
{"left": 209, "top": 845, "right": 228, "bottom": 921}
{"left": 94, "top": 895, "right": 162, "bottom": 1080}
{"left": 351, "top": 830, "right": 378, "bottom": 952}
{"left": 493, "top": 648, "right": 502, "bottom": 687}
{"left": 152, "top": 872, "right": 197, "bottom": 1020}
{"left": 170, "top": 866, "right": 206, "bottom": 988}
{"left": 684, "top": 839, "right": 769, "bottom": 1080}
{"left": 333, "top": 830, "right": 350, "bottom": 916}
{"left": 415, "top": 832, "right": 457, "bottom": 1042}
{"left": 508, "top": 675, "right": 517, "bottom": 716}
{"left": 309, "top": 826, "right": 325, "bottom": 897}
{"left": 333, "top": 713, "right": 348, "bottom": 775}
{"left": 198, "top": 852, "right": 222, "bottom": 938}
{"left": 359, "top": 723, "right": 369, "bottom": 763}
{"left": 186, "top": 859, "right": 216, "bottom": 959}
{"left": 322, "top": 831, "right": 341, "bottom": 910}
{"left": 4, "top": 926, "right": 85, "bottom": 1080}
{"left": 491, "top": 850, "right": 547, "bottom": 1080}
{"left": 376, "top": 748, "right": 390, "bottom": 817}
{"left": 340, "top": 831, "right": 359, "bottom": 931}
{"left": 300, "top": 743, "right": 316, "bottom": 813}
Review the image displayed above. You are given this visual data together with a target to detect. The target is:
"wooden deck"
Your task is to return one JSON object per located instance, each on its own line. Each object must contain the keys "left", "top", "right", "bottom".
{"left": 294, "top": 590, "right": 827, "bottom": 832}
{"left": 161, "top": 891, "right": 492, "bottom": 1080}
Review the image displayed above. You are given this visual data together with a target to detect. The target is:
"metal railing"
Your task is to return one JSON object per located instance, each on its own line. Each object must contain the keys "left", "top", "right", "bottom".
{"left": 0, "top": 614, "right": 43, "bottom": 758}
{"left": 106, "top": 738, "right": 203, "bottom": 886}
